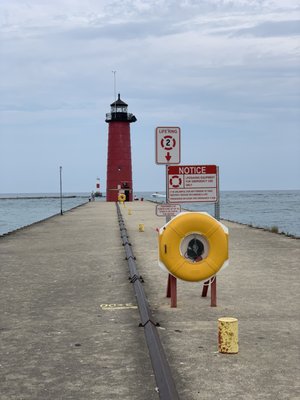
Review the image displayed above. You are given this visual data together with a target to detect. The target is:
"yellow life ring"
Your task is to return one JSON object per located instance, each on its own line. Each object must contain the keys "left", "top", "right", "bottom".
{"left": 158, "top": 212, "right": 228, "bottom": 282}
{"left": 118, "top": 193, "right": 126, "bottom": 202}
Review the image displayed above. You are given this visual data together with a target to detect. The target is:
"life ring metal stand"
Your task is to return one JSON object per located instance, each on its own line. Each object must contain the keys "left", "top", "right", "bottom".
{"left": 159, "top": 212, "right": 229, "bottom": 308}
{"left": 166, "top": 273, "right": 217, "bottom": 307}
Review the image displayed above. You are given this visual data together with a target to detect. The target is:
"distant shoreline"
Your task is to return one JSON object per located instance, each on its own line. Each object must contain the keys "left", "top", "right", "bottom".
{"left": 222, "top": 218, "right": 299, "bottom": 240}
{"left": 0, "top": 195, "right": 89, "bottom": 200}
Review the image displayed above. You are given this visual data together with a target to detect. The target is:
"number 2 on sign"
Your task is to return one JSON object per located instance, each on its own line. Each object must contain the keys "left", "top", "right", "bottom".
{"left": 161, "top": 135, "right": 176, "bottom": 150}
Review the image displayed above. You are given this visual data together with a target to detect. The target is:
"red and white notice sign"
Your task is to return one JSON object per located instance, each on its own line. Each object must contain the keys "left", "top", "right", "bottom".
{"left": 167, "top": 165, "right": 218, "bottom": 203}
{"left": 155, "top": 127, "right": 181, "bottom": 164}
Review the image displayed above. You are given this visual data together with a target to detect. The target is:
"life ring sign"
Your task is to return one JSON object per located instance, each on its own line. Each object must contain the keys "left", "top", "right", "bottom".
{"left": 158, "top": 212, "right": 229, "bottom": 282}
{"left": 118, "top": 193, "right": 126, "bottom": 202}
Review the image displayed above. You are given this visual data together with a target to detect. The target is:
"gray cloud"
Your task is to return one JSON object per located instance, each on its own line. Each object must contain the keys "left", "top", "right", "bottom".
{"left": 62, "top": 19, "right": 182, "bottom": 41}
{"left": 233, "top": 20, "right": 300, "bottom": 37}
{"left": 1, "top": 0, "right": 300, "bottom": 192}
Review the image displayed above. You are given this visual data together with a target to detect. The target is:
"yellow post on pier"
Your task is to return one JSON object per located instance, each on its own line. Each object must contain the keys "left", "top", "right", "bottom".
{"left": 218, "top": 317, "right": 239, "bottom": 354}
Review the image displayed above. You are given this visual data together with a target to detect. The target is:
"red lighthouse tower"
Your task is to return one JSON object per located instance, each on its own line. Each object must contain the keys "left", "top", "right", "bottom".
{"left": 105, "top": 94, "right": 137, "bottom": 202}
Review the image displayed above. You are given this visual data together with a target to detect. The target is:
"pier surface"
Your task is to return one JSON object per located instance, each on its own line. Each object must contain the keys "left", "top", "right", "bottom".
{"left": 1, "top": 201, "right": 299, "bottom": 399}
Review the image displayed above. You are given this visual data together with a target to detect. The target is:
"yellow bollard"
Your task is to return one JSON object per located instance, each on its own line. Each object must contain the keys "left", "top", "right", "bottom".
{"left": 138, "top": 223, "right": 144, "bottom": 232}
{"left": 218, "top": 317, "right": 238, "bottom": 354}
{"left": 128, "top": 208, "right": 132, "bottom": 215}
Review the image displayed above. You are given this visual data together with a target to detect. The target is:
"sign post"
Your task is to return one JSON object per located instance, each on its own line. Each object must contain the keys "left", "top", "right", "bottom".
{"left": 156, "top": 127, "right": 181, "bottom": 307}
{"left": 214, "top": 166, "right": 220, "bottom": 221}
{"left": 59, "top": 166, "right": 63, "bottom": 215}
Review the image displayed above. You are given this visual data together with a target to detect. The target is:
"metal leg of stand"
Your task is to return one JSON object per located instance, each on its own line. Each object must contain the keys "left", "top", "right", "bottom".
{"left": 166, "top": 274, "right": 171, "bottom": 297}
{"left": 166, "top": 274, "right": 177, "bottom": 307}
{"left": 202, "top": 280, "right": 210, "bottom": 297}
{"left": 170, "top": 275, "right": 177, "bottom": 308}
{"left": 211, "top": 276, "right": 217, "bottom": 307}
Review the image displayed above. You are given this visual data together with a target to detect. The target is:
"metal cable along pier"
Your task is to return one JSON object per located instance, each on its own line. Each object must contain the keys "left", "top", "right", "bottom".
{"left": 116, "top": 203, "right": 180, "bottom": 400}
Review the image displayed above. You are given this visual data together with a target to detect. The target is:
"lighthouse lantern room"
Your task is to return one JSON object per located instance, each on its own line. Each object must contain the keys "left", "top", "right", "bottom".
{"left": 105, "top": 94, "right": 137, "bottom": 202}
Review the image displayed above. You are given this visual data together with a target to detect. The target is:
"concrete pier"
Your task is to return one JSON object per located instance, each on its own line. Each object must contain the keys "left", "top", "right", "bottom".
{"left": 1, "top": 201, "right": 299, "bottom": 399}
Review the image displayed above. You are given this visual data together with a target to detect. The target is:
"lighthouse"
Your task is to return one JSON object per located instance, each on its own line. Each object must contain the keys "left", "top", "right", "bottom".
{"left": 105, "top": 94, "right": 137, "bottom": 202}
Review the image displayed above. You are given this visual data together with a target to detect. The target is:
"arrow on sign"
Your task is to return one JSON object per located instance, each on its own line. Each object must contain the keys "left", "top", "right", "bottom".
{"left": 165, "top": 152, "right": 172, "bottom": 161}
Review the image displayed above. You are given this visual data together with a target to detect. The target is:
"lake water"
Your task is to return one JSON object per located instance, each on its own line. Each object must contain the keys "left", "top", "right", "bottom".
{"left": 0, "top": 191, "right": 299, "bottom": 238}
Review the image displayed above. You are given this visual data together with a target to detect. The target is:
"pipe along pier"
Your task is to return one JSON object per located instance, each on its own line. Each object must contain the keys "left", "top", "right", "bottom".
{"left": 116, "top": 202, "right": 180, "bottom": 400}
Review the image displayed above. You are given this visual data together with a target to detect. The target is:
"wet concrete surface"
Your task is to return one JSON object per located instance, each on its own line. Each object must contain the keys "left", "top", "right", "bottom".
{"left": 1, "top": 201, "right": 299, "bottom": 399}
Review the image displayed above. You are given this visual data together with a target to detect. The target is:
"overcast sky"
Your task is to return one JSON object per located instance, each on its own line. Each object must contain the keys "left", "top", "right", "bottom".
{"left": 0, "top": 0, "right": 299, "bottom": 193}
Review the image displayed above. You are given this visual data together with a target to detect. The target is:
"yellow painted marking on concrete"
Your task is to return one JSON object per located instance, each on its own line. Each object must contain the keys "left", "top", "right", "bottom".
{"left": 138, "top": 223, "right": 144, "bottom": 232}
{"left": 218, "top": 317, "right": 239, "bottom": 354}
{"left": 100, "top": 303, "right": 138, "bottom": 310}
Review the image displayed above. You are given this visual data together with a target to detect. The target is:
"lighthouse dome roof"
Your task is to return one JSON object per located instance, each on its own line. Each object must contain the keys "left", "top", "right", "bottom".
{"left": 110, "top": 93, "right": 128, "bottom": 107}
